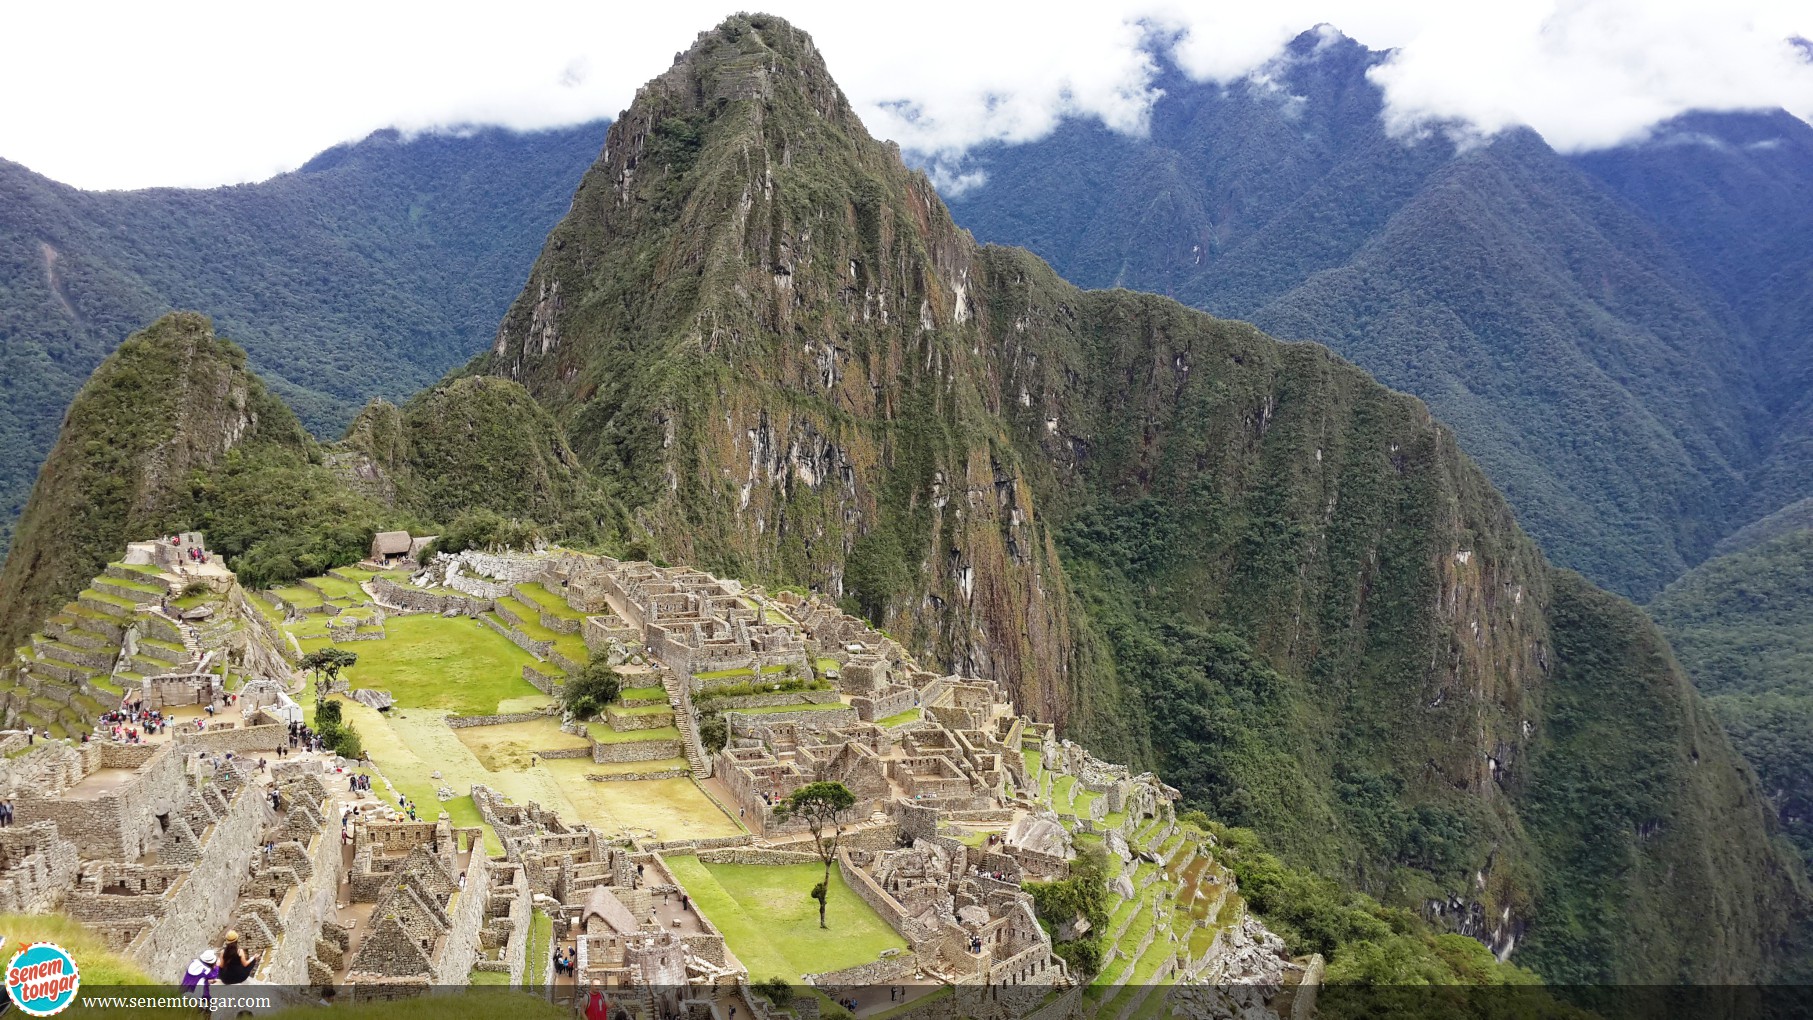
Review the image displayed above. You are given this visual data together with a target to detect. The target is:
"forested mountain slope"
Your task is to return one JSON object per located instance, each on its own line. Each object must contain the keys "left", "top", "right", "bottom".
{"left": 0, "top": 314, "right": 624, "bottom": 652}
{"left": 1651, "top": 527, "right": 1813, "bottom": 871}
{"left": 945, "top": 31, "right": 1813, "bottom": 603}
{"left": 480, "top": 15, "right": 1808, "bottom": 983}
{"left": 0, "top": 122, "right": 605, "bottom": 553}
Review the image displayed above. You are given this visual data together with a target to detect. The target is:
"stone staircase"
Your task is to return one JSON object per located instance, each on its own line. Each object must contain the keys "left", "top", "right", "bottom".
{"left": 660, "top": 670, "right": 711, "bottom": 779}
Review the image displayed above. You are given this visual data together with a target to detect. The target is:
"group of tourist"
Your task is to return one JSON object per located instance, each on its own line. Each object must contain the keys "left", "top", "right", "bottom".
{"left": 347, "top": 772, "right": 372, "bottom": 794}
{"left": 287, "top": 720, "right": 323, "bottom": 752}
{"left": 552, "top": 946, "right": 577, "bottom": 977}
{"left": 99, "top": 703, "right": 168, "bottom": 743}
{"left": 397, "top": 793, "right": 419, "bottom": 821}
{"left": 180, "top": 931, "right": 260, "bottom": 1000}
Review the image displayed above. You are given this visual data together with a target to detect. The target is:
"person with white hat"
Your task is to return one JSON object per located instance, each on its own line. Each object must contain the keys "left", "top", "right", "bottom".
{"left": 181, "top": 948, "right": 220, "bottom": 1003}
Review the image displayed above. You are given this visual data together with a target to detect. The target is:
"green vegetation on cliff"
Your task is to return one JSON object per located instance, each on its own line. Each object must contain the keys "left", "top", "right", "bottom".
{"left": 1651, "top": 528, "right": 1813, "bottom": 872}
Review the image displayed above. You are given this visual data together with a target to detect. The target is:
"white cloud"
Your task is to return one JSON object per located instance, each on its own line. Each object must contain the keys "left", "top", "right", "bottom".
{"left": 0, "top": 0, "right": 1809, "bottom": 190}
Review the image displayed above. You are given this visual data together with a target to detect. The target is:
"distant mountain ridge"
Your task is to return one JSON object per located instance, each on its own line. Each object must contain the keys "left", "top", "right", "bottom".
{"left": 943, "top": 30, "right": 1813, "bottom": 602}
{"left": 0, "top": 121, "right": 607, "bottom": 553}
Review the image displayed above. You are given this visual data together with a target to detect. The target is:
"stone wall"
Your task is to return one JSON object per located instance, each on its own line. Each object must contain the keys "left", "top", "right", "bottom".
{"left": 0, "top": 823, "right": 78, "bottom": 914}
{"left": 694, "top": 690, "right": 841, "bottom": 712}
{"left": 808, "top": 950, "right": 919, "bottom": 988}
{"left": 724, "top": 706, "right": 857, "bottom": 730}
{"left": 173, "top": 722, "right": 288, "bottom": 754}
{"left": 445, "top": 712, "right": 554, "bottom": 730}
{"left": 432, "top": 850, "right": 492, "bottom": 984}
{"left": 523, "top": 664, "right": 561, "bottom": 694}
{"left": 261, "top": 799, "right": 347, "bottom": 984}
{"left": 482, "top": 614, "right": 552, "bottom": 659}
{"left": 125, "top": 781, "right": 269, "bottom": 979}
{"left": 15, "top": 745, "right": 186, "bottom": 862}
{"left": 836, "top": 850, "right": 937, "bottom": 946}
{"left": 457, "top": 551, "right": 551, "bottom": 584}
{"left": 851, "top": 685, "right": 916, "bottom": 723}
{"left": 370, "top": 578, "right": 492, "bottom": 617}
{"left": 696, "top": 847, "right": 820, "bottom": 866}
{"left": 585, "top": 766, "right": 690, "bottom": 782}
{"left": 591, "top": 737, "right": 684, "bottom": 764}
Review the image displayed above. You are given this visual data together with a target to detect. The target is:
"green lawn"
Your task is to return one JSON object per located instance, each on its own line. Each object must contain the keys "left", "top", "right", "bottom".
{"left": 297, "top": 613, "right": 542, "bottom": 715}
{"left": 618, "top": 686, "right": 668, "bottom": 702}
{"left": 877, "top": 708, "right": 921, "bottom": 727}
{"left": 305, "top": 574, "right": 369, "bottom": 602}
{"left": 273, "top": 585, "right": 323, "bottom": 607}
{"left": 515, "top": 583, "right": 586, "bottom": 620}
{"left": 664, "top": 857, "right": 906, "bottom": 982}
{"left": 526, "top": 908, "right": 553, "bottom": 985}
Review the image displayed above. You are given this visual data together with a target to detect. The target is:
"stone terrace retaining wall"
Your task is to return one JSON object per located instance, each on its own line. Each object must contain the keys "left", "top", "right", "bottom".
{"left": 852, "top": 686, "right": 916, "bottom": 723}
{"left": 523, "top": 664, "right": 561, "bottom": 695}
{"left": 457, "top": 551, "right": 551, "bottom": 584}
{"left": 483, "top": 614, "right": 553, "bottom": 659}
{"left": 809, "top": 951, "right": 920, "bottom": 988}
{"left": 173, "top": 722, "right": 289, "bottom": 754}
{"left": 591, "top": 738, "right": 683, "bottom": 764}
{"left": 586, "top": 766, "right": 689, "bottom": 782}
{"left": 445, "top": 711, "right": 554, "bottom": 729}
{"left": 694, "top": 689, "right": 841, "bottom": 712}
{"left": 724, "top": 706, "right": 858, "bottom": 730}
{"left": 697, "top": 847, "right": 819, "bottom": 865}
{"left": 370, "top": 578, "right": 492, "bottom": 617}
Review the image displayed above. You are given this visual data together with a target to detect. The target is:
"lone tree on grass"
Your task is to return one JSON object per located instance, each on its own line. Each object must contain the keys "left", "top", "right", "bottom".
{"left": 301, "top": 647, "right": 358, "bottom": 701}
{"left": 776, "top": 780, "right": 856, "bottom": 928}
{"left": 561, "top": 656, "right": 622, "bottom": 721}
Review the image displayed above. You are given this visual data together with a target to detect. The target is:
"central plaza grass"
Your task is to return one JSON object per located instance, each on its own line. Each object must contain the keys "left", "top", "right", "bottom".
{"left": 663, "top": 857, "right": 906, "bottom": 982}
{"left": 298, "top": 613, "right": 542, "bottom": 716}
{"left": 455, "top": 717, "right": 591, "bottom": 771}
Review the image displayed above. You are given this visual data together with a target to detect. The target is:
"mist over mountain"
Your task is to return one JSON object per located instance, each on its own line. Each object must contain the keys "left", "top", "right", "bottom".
{"left": 943, "top": 30, "right": 1813, "bottom": 604}
{"left": 0, "top": 121, "right": 605, "bottom": 553}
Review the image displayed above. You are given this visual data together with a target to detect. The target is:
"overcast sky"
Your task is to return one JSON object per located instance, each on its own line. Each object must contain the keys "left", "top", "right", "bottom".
{"left": 5, "top": 0, "right": 1811, "bottom": 191}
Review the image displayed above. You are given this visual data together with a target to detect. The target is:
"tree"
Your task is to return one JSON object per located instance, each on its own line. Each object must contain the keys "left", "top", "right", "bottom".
{"left": 776, "top": 780, "right": 856, "bottom": 928}
{"left": 561, "top": 656, "right": 622, "bottom": 720}
{"left": 301, "top": 646, "right": 358, "bottom": 700}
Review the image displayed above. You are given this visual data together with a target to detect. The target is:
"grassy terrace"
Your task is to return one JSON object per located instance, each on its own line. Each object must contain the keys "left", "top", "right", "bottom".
{"left": 664, "top": 857, "right": 905, "bottom": 982}
{"left": 514, "top": 582, "right": 585, "bottom": 620}
{"left": 618, "top": 686, "right": 668, "bottom": 702}
{"left": 610, "top": 702, "right": 674, "bottom": 716}
{"left": 299, "top": 614, "right": 542, "bottom": 716}
{"left": 305, "top": 574, "right": 369, "bottom": 602}
{"left": 493, "top": 598, "right": 589, "bottom": 664}
{"left": 876, "top": 708, "right": 922, "bottom": 727}
{"left": 272, "top": 585, "right": 323, "bottom": 607}
{"left": 81, "top": 588, "right": 140, "bottom": 611}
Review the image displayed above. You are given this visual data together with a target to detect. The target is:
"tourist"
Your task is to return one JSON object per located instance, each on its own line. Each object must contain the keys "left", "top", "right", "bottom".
{"left": 181, "top": 949, "right": 219, "bottom": 1003}
{"left": 584, "top": 989, "right": 608, "bottom": 1020}
{"left": 218, "top": 931, "right": 260, "bottom": 985}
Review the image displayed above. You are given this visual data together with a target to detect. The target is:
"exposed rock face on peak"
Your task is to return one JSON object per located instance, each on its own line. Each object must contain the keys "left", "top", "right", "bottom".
{"left": 0, "top": 312, "right": 311, "bottom": 649}
{"left": 480, "top": 14, "right": 1808, "bottom": 981}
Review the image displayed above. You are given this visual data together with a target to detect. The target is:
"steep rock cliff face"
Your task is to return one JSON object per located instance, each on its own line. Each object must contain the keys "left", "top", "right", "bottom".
{"left": 486, "top": 18, "right": 1074, "bottom": 721}
{"left": 481, "top": 15, "right": 1805, "bottom": 979}
{"left": 0, "top": 312, "right": 311, "bottom": 648}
